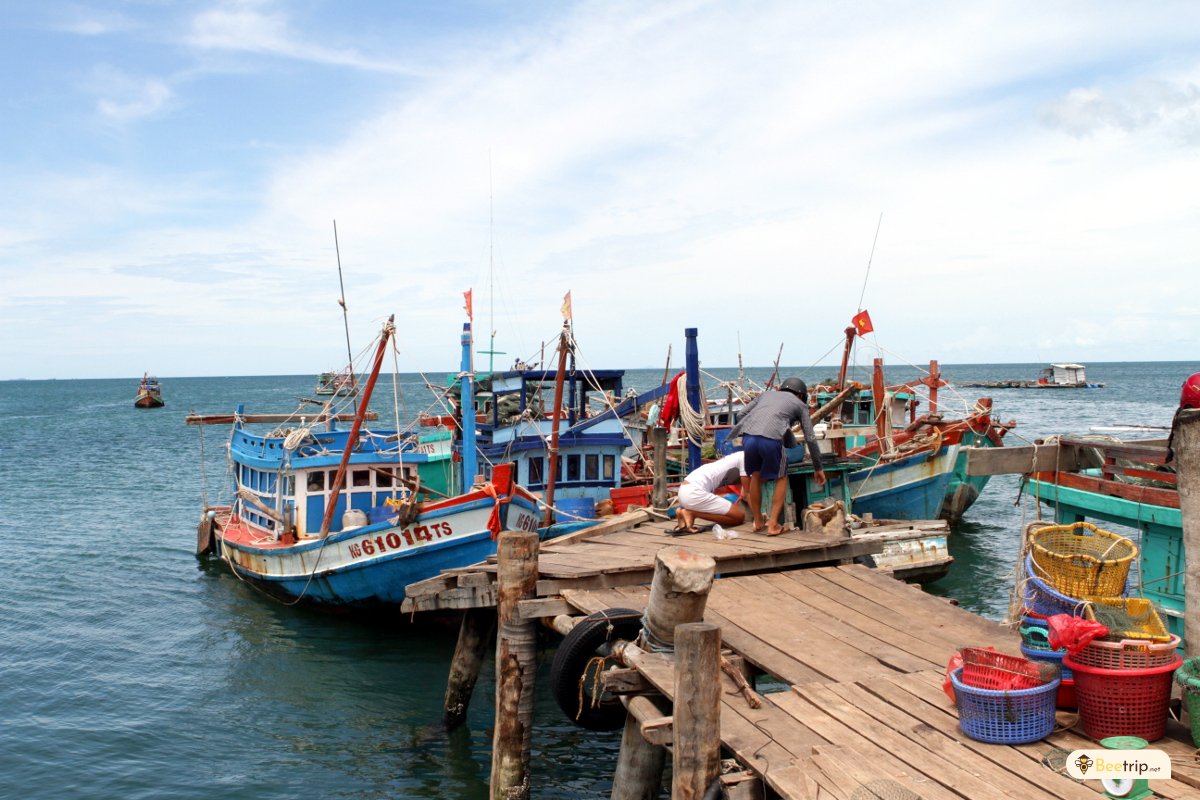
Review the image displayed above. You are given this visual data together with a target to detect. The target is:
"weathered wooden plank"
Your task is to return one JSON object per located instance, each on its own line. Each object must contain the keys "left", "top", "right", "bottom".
{"left": 757, "top": 572, "right": 948, "bottom": 668}
{"left": 541, "top": 509, "right": 652, "bottom": 548}
{"left": 1034, "top": 470, "right": 1181, "bottom": 509}
{"left": 515, "top": 597, "right": 573, "bottom": 619}
{"left": 963, "top": 443, "right": 1083, "bottom": 476}
{"left": 790, "top": 685, "right": 1029, "bottom": 800}
{"left": 707, "top": 578, "right": 932, "bottom": 680}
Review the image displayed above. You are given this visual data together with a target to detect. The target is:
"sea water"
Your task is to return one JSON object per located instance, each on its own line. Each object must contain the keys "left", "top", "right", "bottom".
{"left": 1, "top": 361, "right": 1195, "bottom": 798}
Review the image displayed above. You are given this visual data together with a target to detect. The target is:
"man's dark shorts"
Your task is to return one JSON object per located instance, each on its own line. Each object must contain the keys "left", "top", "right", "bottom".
{"left": 742, "top": 434, "right": 787, "bottom": 480}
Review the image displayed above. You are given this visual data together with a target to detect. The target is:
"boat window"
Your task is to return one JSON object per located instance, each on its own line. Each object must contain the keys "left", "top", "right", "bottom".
{"left": 308, "top": 471, "right": 325, "bottom": 492}
{"left": 529, "top": 457, "right": 544, "bottom": 485}
{"left": 567, "top": 455, "right": 580, "bottom": 482}
{"left": 857, "top": 401, "right": 872, "bottom": 426}
{"left": 603, "top": 455, "right": 615, "bottom": 481}
{"left": 376, "top": 468, "right": 393, "bottom": 487}
{"left": 585, "top": 454, "right": 599, "bottom": 481}
{"left": 352, "top": 469, "right": 370, "bottom": 488}
{"left": 265, "top": 473, "right": 277, "bottom": 494}
{"left": 283, "top": 476, "right": 294, "bottom": 497}
{"left": 402, "top": 466, "right": 416, "bottom": 482}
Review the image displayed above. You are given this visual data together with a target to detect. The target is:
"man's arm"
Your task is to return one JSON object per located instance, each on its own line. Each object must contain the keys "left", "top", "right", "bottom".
{"left": 795, "top": 406, "right": 827, "bottom": 487}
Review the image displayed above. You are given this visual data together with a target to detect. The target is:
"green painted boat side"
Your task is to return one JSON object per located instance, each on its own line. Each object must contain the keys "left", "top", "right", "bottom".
{"left": 1028, "top": 474, "right": 1184, "bottom": 642}
{"left": 942, "top": 428, "right": 995, "bottom": 524}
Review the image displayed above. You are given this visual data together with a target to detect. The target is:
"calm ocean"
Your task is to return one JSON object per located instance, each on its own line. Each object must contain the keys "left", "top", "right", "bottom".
{"left": 3, "top": 361, "right": 1196, "bottom": 799}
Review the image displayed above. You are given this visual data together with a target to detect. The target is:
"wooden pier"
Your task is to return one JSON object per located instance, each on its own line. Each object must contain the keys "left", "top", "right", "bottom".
{"left": 410, "top": 515, "right": 1200, "bottom": 799}
{"left": 567, "top": 565, "right": 1200, "bottom": 799}
{"left": 401, "top": 510, "right": 888, "bottom": 616}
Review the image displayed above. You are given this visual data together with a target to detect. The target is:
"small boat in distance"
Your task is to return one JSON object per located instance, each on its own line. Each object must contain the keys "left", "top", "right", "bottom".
{"left": 134, "top": 373, "right": 164, "bottom": 408}
{"left": 315, "top": 367, "right": 358, "bottom": 397}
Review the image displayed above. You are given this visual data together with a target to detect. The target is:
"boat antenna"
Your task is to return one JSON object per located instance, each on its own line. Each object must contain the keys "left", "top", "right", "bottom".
{"left": 857, "top": 212, "right": 882, "bottom": 312}
{"left": 737, "top": 331, "right": 745, "bottom": 390}
{"left": 333, "top": 220, "right": 357, "bottom": 412}
{"left": 477, "top": 152, "right": 505, "bottom": 371}
{"left": 766, "top": 342, "right": 784, "bottom": 388}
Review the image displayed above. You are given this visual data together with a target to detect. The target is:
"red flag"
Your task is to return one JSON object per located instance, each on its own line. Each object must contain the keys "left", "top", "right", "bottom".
{"left": 851, "top": 309, "right": 873, "bottom": 337}
{"left": 463, "top": 289, "right": 473, "bottom": 321}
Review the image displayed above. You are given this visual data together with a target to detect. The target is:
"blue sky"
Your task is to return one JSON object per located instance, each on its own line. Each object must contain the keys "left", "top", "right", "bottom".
{"left": 3, "top": 1, "right": 1200, "bottom": 379}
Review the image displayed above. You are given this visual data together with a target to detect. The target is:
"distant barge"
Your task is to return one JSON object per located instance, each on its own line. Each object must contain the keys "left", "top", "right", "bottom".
{"left": 956, "top": 362, "right": 1104, "bottom": 389}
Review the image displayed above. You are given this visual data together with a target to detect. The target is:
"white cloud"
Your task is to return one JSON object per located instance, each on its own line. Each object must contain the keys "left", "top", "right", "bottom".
{"left": 1040, "top": 79, "right": 1200, "bottom": 144}
{"left": 87, "top": 65, "right": 173, "bottom": 123}
{"left": 185, "top": 0, "right": 413, "bottom": 73}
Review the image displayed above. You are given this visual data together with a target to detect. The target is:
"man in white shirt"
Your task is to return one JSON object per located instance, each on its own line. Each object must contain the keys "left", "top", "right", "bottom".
{"left": 675, "top": 451, "right": 750, "bottom": 533}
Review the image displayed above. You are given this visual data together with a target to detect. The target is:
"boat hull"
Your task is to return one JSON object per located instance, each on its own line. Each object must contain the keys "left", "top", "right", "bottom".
{"left": 837, "top": 445, "right": 960, "bottom": 521}
{"left": 215, "top": 493, "right": 541, "bottom": 611}
{"left": 941, "top": 430, "right": 995, "bottom": 524}
{"left": 134, "top": 393, "right": 164, "bottom": 408}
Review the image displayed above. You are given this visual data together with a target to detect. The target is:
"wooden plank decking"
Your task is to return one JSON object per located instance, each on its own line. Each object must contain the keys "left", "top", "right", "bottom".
{"left": 400, "top": 516, "right": 887, "bottom": 614}
{"left": 565, "top": 565, "right": 1200, "bottom": 800}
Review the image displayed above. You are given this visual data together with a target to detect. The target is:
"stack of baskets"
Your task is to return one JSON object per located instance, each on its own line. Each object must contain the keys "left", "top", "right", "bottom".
{"left": 1023, "top": 521, "right": 1180, "bottom": 741}
{"left": 1018, "top": 613, "right": 1076, "bottom": 709}
{"left": 952, "top": 647, "right": 1060, "bottom": 744}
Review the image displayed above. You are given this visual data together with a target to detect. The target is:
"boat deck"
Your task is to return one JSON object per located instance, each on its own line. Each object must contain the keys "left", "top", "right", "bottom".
{"left": 566, "top": 565, "right": 1200, "bottom": 800}
{"left": 401, "top": 513, "right": 891, "bottom": 614}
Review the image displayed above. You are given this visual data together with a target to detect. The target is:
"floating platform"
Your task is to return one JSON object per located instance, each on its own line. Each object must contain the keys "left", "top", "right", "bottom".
{"left": 954, "top": 380, "right": 1105, "bottom": 389}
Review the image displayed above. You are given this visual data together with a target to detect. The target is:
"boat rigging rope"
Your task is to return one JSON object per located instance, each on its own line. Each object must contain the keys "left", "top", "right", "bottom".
{"left": 674, "top": 373, "right": 708, "bottom": 447}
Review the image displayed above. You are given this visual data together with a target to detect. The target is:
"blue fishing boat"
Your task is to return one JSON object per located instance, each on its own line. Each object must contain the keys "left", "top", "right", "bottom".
{"left": 134, "top": 373, "right": 164, "bottom": 408}
{"left": 193, "top": 318, "right": 542, "bottom": 611}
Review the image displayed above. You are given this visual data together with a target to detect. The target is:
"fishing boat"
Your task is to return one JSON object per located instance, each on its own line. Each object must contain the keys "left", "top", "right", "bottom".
{"left": 134, "top": 373, "right": 164, "bottom": 408}
{"left": 191, "top": 318, "right": 542, "bottom": 611}
{"left": 314, "top": 367, "right": 358, "bottom": 397}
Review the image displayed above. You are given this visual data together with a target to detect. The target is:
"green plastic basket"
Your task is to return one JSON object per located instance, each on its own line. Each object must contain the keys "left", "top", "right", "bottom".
{"left": 1175, "top": 657, "right": 1200, "bottom": 747}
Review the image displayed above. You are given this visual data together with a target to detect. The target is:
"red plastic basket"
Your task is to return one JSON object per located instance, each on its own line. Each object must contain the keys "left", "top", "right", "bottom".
{"left": 1071, "top": 635, "right": 1181, "bottom": 671}
{"left": 1063, "top": 654, "right": 1182, "bottom": 741}
{"left": 960, "top": 647, "right": 1048, "bottom": 691}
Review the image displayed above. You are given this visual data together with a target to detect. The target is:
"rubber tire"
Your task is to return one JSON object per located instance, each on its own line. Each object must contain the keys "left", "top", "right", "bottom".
{"left": 551, "top": 608, "right": 643, "bottom": 731}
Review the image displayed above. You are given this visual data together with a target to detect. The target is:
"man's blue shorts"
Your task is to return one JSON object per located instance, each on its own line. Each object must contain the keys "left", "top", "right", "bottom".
{"left": 742, "top": 434, "right": 787, "bottom": 480}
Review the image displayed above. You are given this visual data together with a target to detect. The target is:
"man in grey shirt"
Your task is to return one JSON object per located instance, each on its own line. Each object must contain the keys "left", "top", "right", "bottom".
{"left": 729, "top": 377, "right": 826, "bottom": 534}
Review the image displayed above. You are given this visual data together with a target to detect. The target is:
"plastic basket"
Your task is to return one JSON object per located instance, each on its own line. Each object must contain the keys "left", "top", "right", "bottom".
{"left": 950, "top": 667, "right": 1060, "bottom": 744}
{"left": 1020, "top": 644, "right": 1073, "bottom": 682}
{"left": 1082, "top": 596, "right": 1172, "bottom": 643}
{"left": 1071, "top": 635, "right": 1181, "bottom": 671}
{"left": 1021, "top": 554, "right": 1129, "bottom": 618}
{"left": 1175, "top": 657, "right": 1200, "bottom": 747}
{"left": 960, "top": 647, "right": 1053, "bottom": 691}
{"left": 1029, "top": 522, "right": 1136, "bottom": 599}
{"left": 1064, "top": 654, "right": 1181, "bottom": 741}
{"left": 1018, "top": 614, "right": 1066, "bottom": 653}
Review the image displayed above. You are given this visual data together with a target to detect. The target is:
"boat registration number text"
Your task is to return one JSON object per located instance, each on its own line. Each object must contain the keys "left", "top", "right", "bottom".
{"left": 510, "top": 511, "right": 538, "bottom": 533}
{"left": 347, "top": 522, "right": 455, "bottom": 559}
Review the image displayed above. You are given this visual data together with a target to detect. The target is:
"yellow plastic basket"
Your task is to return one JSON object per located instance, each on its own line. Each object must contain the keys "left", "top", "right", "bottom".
{"left": 1082, "top": 597, "right": 1172, "bottom": 644}
{"left": 1029, "top": 522, "right": 1136, "bottom": 599}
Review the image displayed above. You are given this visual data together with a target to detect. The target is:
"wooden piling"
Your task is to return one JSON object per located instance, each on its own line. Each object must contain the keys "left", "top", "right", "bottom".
{"left": 672, "top": 622, "right": 722, "bottom": 800}
{"left": 443, "top": 608, "right": 495, "bottom": 731}
{"left": 491, "top": 531, "right": 540, "bottom": 800}
{"left": 642, "top": 546, "right": 716, "bottom": 650}
{"left": 1173, "top": 408, "right": 1200, "bottom": 658}
{"left": 651, "top": 426, "right": 668, "bottom": 510}
{"left": 610, "top": 695, "right": 669, "bottom": 800}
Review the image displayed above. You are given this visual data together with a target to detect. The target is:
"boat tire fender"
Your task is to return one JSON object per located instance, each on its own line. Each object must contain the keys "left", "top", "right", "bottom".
{"left": 550, "top": 607, "right": 643, "bottom": 731}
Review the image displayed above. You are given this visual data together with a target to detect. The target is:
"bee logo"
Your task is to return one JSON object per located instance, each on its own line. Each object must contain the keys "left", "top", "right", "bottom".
{"left": 1075, "top": 754, "right": 1093, "bottom": 775}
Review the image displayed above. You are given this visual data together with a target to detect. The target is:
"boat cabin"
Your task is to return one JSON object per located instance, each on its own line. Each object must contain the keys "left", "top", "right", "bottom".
{"left": 1042, "top": 363, "right": 1088, "bottom": 385}
{"left": 453, "top": 368, "right": 632, "bottom": 505}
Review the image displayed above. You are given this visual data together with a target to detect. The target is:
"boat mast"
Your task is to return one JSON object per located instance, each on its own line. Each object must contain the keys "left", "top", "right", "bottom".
{"left": 460, "top": 321, "right": 479, "bottom": 493}
{"left": 541, "top": 322, "right": 571, "bottom": 526}
{"left": 477, "top": 154, "right": 505, "bottom": 372}
{"left": 333, "top": 220, "right": 358, "bottom": 411}
{"left": 319, "top": 316, "right": 394, "bottom": 537}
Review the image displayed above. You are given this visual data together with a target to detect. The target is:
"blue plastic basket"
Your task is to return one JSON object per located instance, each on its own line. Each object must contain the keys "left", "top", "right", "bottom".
{"left": 1018, "top": 615, "right": 1059, "bottom": 652}
{"left": 950, "top": 666, "right": 1060, "bottom": 744}
{"left": 1021, "top": 643, "right": 1073, "bottom": 681}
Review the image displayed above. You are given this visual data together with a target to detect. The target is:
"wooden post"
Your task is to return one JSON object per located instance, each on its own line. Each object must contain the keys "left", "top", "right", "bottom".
{"left": 672, "top": 622, "right": 722, "bottom": 800}
{"left": 491, "top": 531, "right": 540, "bottom": 800}
{"left": 444, "top": 608, "right": 495, "bottom": 731}
{"left": 610, "top": 696, "right": 668, "bottom": 800}
{"left": 651, "top": 427, "right": 668, "bottom": 510}
{"left": 928, "top": 360, "right": 940, "bottom": 416}
{"left": 542, "top": 327, "right": 570, "bottom": 526}
{"left": 684, "top": 327, "right": 702, "bottom": 473}
{"left": 1174, "top": 408, "right": 1200, "bottom": 658}
{"left": 643, "top": 546, "right": 716, "bottom": 651}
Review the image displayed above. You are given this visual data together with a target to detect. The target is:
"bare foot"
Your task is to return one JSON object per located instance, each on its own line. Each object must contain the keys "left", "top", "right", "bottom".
{"left": 766, "top": 523, "right": 790, "bottom": 536}
{"left": 752, "top": 519, "right": 766, "bottom": 532}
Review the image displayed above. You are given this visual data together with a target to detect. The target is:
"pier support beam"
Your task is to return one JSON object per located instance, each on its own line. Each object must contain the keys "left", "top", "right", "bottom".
{"left": 443, "top": 608, "right": 495, "bottom": 731}
{"left": 643, "top": 546, "right": 716, "bottom": 651}
{"left": 673, "top": 622, "right": 722, "bottom": 800}
{"left": 651, "top": 427, "right": 668, "bottom": 510}
{"left": 490, "top": 531, "right": 540, "bottom": 800}
{"left": 1173, "top": 408, "right": 1200, "bottom": 658}
{"left": 610, "top": 695, "right": 669, "bottom": 800}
